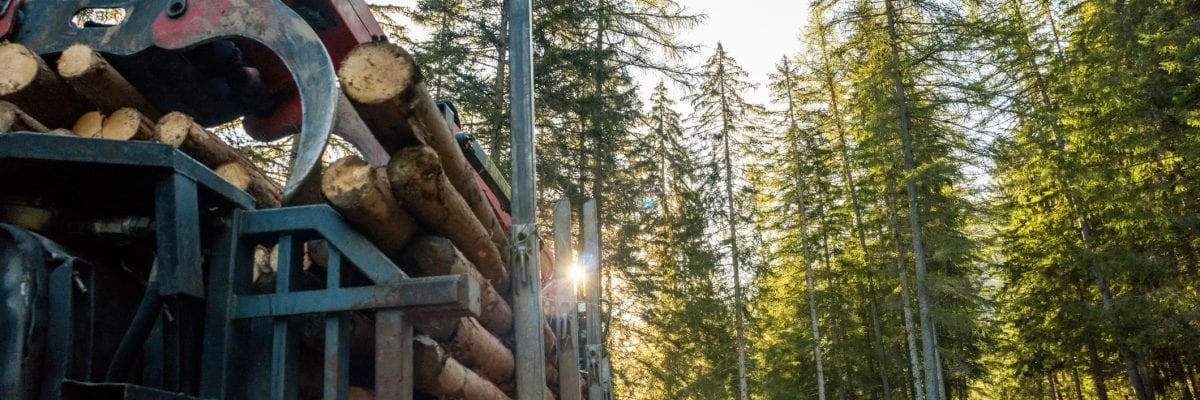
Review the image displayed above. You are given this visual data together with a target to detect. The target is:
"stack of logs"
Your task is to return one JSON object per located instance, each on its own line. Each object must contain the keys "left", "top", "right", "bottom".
{"left": 0, "top": 42, "right": 283, "bottom": 208}
{"left": 0, "top": 40, "right": 563, "bottom": 400}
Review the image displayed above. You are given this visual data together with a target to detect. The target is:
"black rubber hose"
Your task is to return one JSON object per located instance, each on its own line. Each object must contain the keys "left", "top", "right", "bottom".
{"left": 105, "top": 266, "right": 162, "bottom": 382}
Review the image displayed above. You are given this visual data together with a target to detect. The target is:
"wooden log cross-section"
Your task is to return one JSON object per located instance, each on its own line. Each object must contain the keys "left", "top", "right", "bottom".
{"left": 340, "top": 41, "right": 510, "bottom": 265}
{"left": 100, "top": 107, "right": 156, "bottom": 141}
{"left": 389, "top": 146, "right": 510, "bottom": 292}
{"left": 73, "top": 111, "right": 104, "bottom": 137}
{"left": 321, "top": 156, "right": 418, "bottom": 257}
{"left": 56, "top": 44, "right": 160, "bottom": 120}
{"left": 0, "top": 43, "right": 91, "bottom": 129}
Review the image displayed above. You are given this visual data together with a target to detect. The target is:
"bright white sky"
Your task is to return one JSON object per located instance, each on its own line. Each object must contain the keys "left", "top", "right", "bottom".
{"left": 643, "top": 0, "right": 812, "bottom": 105}
{"left": 374, "top": 0, "right": 812, "bottom": 105}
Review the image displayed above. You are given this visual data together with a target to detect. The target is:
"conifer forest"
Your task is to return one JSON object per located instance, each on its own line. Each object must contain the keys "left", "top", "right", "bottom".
{"left": 366, "top": 0, "right": 1200, "bottom": 398}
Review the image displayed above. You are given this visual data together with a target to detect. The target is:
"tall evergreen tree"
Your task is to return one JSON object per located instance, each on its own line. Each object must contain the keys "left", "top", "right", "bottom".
{"left": 689, "top": 43, "right": 764, "bottom": 400}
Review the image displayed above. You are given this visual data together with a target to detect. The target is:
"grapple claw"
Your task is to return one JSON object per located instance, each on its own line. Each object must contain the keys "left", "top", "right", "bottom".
{"left": 13, "top": 0, "right": 337, "bottom": 202}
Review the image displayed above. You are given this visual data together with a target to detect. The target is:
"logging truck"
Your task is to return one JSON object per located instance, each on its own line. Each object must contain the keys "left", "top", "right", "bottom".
{"left": 0, "top": 0, "right": 606, "bottom": 399}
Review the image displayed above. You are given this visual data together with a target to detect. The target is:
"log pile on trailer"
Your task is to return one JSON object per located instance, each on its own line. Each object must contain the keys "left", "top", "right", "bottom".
{"left": 0, "top": 37, "right": 577, "bottom": 399}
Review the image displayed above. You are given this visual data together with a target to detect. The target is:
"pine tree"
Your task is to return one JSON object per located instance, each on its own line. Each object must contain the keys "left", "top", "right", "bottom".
{"left": 689, "top": 43, "right": 764, "bottom": 400}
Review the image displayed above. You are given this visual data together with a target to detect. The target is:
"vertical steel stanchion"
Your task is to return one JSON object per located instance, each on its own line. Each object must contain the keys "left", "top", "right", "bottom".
{"left": 554, "top": 199, "right": 583, "bottom": 400}
{"left": 508, "top": 0, "right": 547, "bottom": 395}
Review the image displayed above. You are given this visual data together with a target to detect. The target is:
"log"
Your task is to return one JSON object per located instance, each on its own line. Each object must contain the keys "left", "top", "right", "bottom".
{"left": 388, "top": 146, "right": 509, "bottom": 291}
{"left": 418, "top": 317, "right": 514, "bottom": 386}
{"left": 56, "top": 44, "right": 160, "bottom": 120}
{"left": 0, "top": 101, "right": 49, "bottom": 132}
{"left": 0, "top": 43, "right": 91, "bottom": 129}
{"left": 413, "top": 335, "right": 510, "bottom": 400}
{"left": 337, "top": 42, "right": 420, "bottom": 150}
{"left": 156, "top": 112, "right": 252, "bottom": 168}
{"left": 215, "top": 161, "right": 283, "bottom": 208}
{"left": 339, "top": 42, "right": 509, "bottom": 262}
{"left": 100, "top": 107, "right": 155, "bottom": 141}
{"left": 402, "top": 236, "right": 512, "bottom": 335}
{"left": 321, "top": 156, "right": 418, "bottom": 257}
{"left": 73, "top": 111, "right": 104, "bottom": 137}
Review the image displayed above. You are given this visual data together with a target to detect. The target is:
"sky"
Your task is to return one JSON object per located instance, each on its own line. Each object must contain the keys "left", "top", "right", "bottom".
{"left": 642, "top": 0, "right": 812, "bottom": 105}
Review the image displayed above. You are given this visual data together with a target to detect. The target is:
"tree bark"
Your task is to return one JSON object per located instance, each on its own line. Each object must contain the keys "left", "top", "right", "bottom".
{"left": 886, "top": 177, "right": 926, "bottom": 400}
{"left": 56, "top": 44, "right": 160, "bottom": 120}
{"left": 412, "top": 335, "right": 511, "bottom": 399}
{"left": 339, "top": 42, "right": 509, "bottom": 262}
{"left": 388, "top": 146, "right": 509, "bottom": 291}
{"left": 214, "top": 161, "right": 283, "bottom": 208}
{"left": 1087, "top": 339, "right": 1111, "bottom": 400}
{"left": 417, "top": 316, "right": 515, "bottom": 386}
{"left": 0, "top": 101, "right": 49, "bottom": 132}
{"left": 402, "top": 236, "right": 513, "bottom": 335}
{"left": 783, "top": 81, "right": 828, "bottom": 400}
{"left": 322, "top": 156, "right": 418, "bottom": 257}
{"left": 156, "top": 112, "right": 259, "bottom": 168}
{"left": 0, "top": 43, "right": 91, "bottom": 129}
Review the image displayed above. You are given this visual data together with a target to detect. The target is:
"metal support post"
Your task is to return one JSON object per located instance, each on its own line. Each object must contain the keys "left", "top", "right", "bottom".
{"left": 554, "top": 200, "right": 583, "bottom": 400}
{"left": 508, "top": 0, "right": 547, "bottom": 395}
{"left": 582, "top": 199, "right": 608, "bottom": 400}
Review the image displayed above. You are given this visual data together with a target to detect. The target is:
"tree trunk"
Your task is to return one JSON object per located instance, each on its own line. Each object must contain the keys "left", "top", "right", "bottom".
{"left": 1072, "top": 365, "right": 1086, "bottom": 400}
{"left": 417, "top": 316, "right": 515, "bottom": 386}
{"left": 0, "top": 101, "right": 49, "bottom": 132}
{"left": 716, "top": 50, "right": 750, "bottom": 400}
{"left": 814, "top": 31, "right": 893, "bottom": 395}
{"left": 388, "top": 146, "right": 509, "bottom": 291}
{"left": 1010, "top": 2, "right": 1150, "bottom": 397}
{"left": 339, "top": 41, "right": 509, "bottom": 264}
{"left": 401, "top": 236, "right": 513, "bottom": 336}
{"left": 887, "top": 178, "right": 926, "bottom": 400}
{"left": 56, "top": 44, "right": 160, "bottom": 120}
{"left": 0, "top": 43, "right": 91, "bottom": 129}
{"left": 412, "top": 335, "right": 511, "bottom": 399}
{"left": 321, "top": 156, "right": 418, "bottom": 257}
{"left": 215, "top": 161, "right": 283, "bottom": 209}
{"left": 883, "top": 2, "right": 938, "bottom": 398}
{"left": 1049, "top": 372, "right": 1062, "bottom": 400}
{"left": 783, "top": 58, "right": 827, "bottom": 400}
{"left": 1087, "top": 339, "right": 1111, "bottom": 400}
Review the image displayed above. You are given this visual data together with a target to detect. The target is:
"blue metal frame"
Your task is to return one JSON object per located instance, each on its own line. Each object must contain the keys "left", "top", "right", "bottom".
{"left": 202, "top": 205, "right": 480, "bottom": 400}
{"left": 0, "top": 133, "right": 481, "bottom": 399}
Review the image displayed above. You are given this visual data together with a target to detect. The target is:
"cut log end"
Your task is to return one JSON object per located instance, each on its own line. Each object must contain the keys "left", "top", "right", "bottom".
{"left": 0, "top": 43, "right": 91, "bottom": 129}
{"left": 56, "top": 44, "right": 103, "bottom": 80}
{"left": 154, "top": 112, "right": 192, "bottom": 147}
{"left": 57, "top": 44, "right": 161, "bottom": 119}
{"left": 100, "top": 108, "right": 155, "bottom": 141}
{"left": 322, "top": 156, "right": 375, "bottom": 207}
{"left": 73, "top": 111, "right": 105, "bottom": 138}
{"left": 338, "top": 42, "right": 420, "bottom": 105}
{"left": 0, "top": 44, "right": 40, "bottom": 97}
